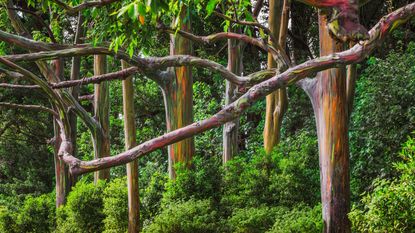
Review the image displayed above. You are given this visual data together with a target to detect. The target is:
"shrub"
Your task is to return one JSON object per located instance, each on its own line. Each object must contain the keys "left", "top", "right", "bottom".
{"left": 143, "top": 199, "right": 219, "bottom": 233}
{"left": 163, "top": 155, "right": 222, "bottom": 203}
{"left": 349, "top": 136, "right": 415, "bottom": 232}
{"left": 350, "top": 43, "right": 415, "bottom": 196}
{"left": 267, "top": 204, "right": 322, "bottom": 233}
{"left": 103, "top": 177, "right": 129, "bottom": 233}
{"left": 15, "top": 193, "right": 56, "bottom": 233}
{"left": 141, "top": 167, "right": 168, "bottom": 223}
{"left": 221, "top": 130, "right": 320, "bottom": 209}
{"left": 56, "top": 180, "right": 106, "bottom": 233}
{"left": 227, "top": 206, "right": 288, "bottom": 233}
{"left": 0, "top": 205, "right": 17, "bottom": 233}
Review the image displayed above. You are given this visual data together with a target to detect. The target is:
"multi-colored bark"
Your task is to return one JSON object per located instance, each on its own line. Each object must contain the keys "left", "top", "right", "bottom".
{"left": 223, "top": 35, "right": 243, "bottom": 163}
{"left": 162, "top": 8, "right": 194, "bottom": 179}
{"left": 121, "top": 61, "right": 140, "bottom": 232}
{"left": 306, "top": 12, "right": 351, "bottom": 232}
{"left": 297, "top": 0, "right": 369, "bottom": 42}
{"left": 93, "top": 55, "right": 111, "bottom": 181}
{"left": 264, "top": 0, "right": 289, "bottom": 155}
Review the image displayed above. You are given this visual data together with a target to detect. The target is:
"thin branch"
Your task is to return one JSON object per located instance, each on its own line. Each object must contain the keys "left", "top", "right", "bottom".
{"left": 158, "top": 24, "right": 291, "bottom": 68}
{"left": 0, "top": 83, "right": 40, "bottom": 89}
{"left": 52, "top": 67, "right": 139, "bottom": 88}
{"left": 50, "top": 0, "right": 121, "bottom": 15}
{"left": 0, "top": 102, "right": 58, "bottom": 117}
{"left": 63, "top": 2, "right": 415, "bottom": 175}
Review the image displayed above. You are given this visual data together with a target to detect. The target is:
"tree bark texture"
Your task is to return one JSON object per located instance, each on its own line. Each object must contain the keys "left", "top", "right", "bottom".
{"left": 121, "top": 61, "right": 140, "bottom": 232}
{"left": 163, "top": 8, "right": 194, "bottom": 179}
{"left": 223, "top": 36, "right": 243, "bottom": 163}
{"left": 263, "top": 0, "right": 288, "bottom": 155}
{"left": 308, "top": 12, "right": 351, "bottom": 233}
{"left": 93, "top": 55, "right": 111, "bottom": 182}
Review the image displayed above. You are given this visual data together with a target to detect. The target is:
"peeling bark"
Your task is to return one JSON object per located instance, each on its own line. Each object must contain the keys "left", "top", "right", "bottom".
{"left": 306, "top": 12, "right": 350, "bottom": 232}
{"left": 162, "top": 7, "right": 194, "bottom": 179}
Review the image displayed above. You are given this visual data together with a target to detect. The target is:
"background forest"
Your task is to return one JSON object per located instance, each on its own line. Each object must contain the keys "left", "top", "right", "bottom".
{"left": 0, "top": 0, "right": 415, "bottom": 232}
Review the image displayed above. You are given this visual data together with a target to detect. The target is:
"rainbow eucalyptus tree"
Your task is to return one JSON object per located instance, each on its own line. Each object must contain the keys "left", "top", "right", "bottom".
{"left": 163, "top": 7, "right": 195, "bottom": 179}
{"left": 1, "top": 1, "right": 415, "bottom": 233}
{"left": 263, "top": 0, "right": 290, "bottom": 154}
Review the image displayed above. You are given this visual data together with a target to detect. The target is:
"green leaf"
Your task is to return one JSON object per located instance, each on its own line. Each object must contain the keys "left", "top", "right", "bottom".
{"left": 206, "top": 0, "right": 219, "bottom": 16}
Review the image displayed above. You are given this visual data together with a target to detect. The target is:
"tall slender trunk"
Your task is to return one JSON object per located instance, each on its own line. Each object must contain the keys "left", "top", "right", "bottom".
{"left": 122, "top": 61, "right": 140, "bottom": 232}
{"left": 223, "top": 35, "right": 243, "bottom": 163}
{"left": 306, "top": 12, "right": 351, "bottom": 233}
{"left": 52, "top": 59, "right": 71, "bottom": 207}
{"left": 263, "top": 0, "right": 289, "bottom": 154}
{"left": 162, "top": 7, "right": 194, "bottom": 179}
{"left": 93, "top": 55, "right": 111, "bottom": 182}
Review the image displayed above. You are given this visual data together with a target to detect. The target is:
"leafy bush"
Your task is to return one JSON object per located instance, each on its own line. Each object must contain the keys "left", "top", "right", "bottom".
{"left": 163, "top": 155, "right": 222, "bottom": 203}
{"left": 15, "top": 193, "right": 56, "bottom": 233}
{"left": 349, "top": 136, "right": 415, "bottom": 232}
{"left": 103, "top": 177, "right": 129, "bottom": 233}
{"left": 143, "top": 199, "right": 220, "bottom": 233}
{"left": 267, "top": 204, "right": 322, "bottom": 233}
{"left": 350, "top": 43, "right": 415, "bottom": 195}
{"left": 221, "top": 130, "right": 320, "bottom": 209}
{"left": 56, "top": 180, "right": 106, "bottom": 233}
{"left": 227, "top": 206, "right": 287, "bottom": 233}
{"left": 0, "top": 205, "right": 17, "bottom": 233}
{"left": 141, "top": 166, "right": 168, "bottom": 223}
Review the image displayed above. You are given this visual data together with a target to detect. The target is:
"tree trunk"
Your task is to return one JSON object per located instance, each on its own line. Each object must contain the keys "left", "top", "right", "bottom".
{"left": 122, "top": 61, "right": 140, "bottom": 232}
{"left": 307, "top": 12, "right": 351, "bottom": 233}
{"left": 223, "top": 35, "right": 243, "bottom": 163}
{"left": 93, "top": 55, "right": 111, "bottom": 182}
{"left": 263, "top": 0, "right": 288, "bottom": 155}
{"left": 52, "top": 58, "right": 71, "bottom": 207}
{"left": 163, "top": 8, "right": 194, "bottom": 179}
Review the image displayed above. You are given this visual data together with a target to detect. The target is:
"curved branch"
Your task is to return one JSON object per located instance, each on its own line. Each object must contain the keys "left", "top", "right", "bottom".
{"left": 0, "top": 102, "right": 58, "bottom": 117}
{"left": 63, "top": 2, "right": 415, "bottom": 175}
{"left": 50, "top": 0, "right": 121, "bottom": 15}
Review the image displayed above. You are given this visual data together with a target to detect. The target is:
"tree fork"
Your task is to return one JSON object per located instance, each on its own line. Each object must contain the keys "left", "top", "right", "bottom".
{"left": 264, "top": 0, "right": 289, "bottom": 155}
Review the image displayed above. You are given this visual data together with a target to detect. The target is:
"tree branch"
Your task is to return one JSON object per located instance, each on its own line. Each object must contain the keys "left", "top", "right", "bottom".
{"left": 0, "top": 83, "right": 40, "bottom": 89}
{"left": 0, "top": 102, "right": 58, "bottom": 117}
{"left": 63, "top": 2, "right": 415, "bottom": 175}
{"left": 50, "top": 0, "right": 121, "bottom": 15}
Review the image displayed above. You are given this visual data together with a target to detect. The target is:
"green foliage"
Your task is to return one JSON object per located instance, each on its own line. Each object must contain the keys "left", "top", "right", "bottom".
{"left": 143, "top": 199, "right": 220, "bottom": 233}
{"left": 227, "top": 206, "right": 287, "bottom": 233}
{"left": 222, "top": 130, "right": 320, "bottom": 209}
{"left": 350, "top": 42, "right": 415, "bottom": 196}
{"left": 56, "top": 180, "right": 106, "bottom": 233}
{"left": 349, "top": 136, "right": 415, "bottom": 232}
{"left": 163, "top": 155, "right": 222, "bottom": 203}
{"left": 267, "top": 204, "right": 323, "bottom": 233}
{"left": 103, "top": 177, "right": 129, "bottom": 233}
{"left": 0, "top": 193, "right": 55, "bottom": 233}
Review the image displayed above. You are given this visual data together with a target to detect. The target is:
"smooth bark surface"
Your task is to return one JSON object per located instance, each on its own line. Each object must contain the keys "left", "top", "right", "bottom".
{"left": 307, "top": 12, "right": 350, "bottom": 232}
{"left": 93, "top": 55, "right": 111, "bottom": 182}
{"left": 163, "top": 8, "right": 194, "bottom": 179}
{"left": 122, "top": 61, "right": 140, "bottom": 232}
{"left": 264, "top": 0, "right": 288, "bottom": 155}
{"left": 223, "top": 35, "right": 243, "bottom": 163}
